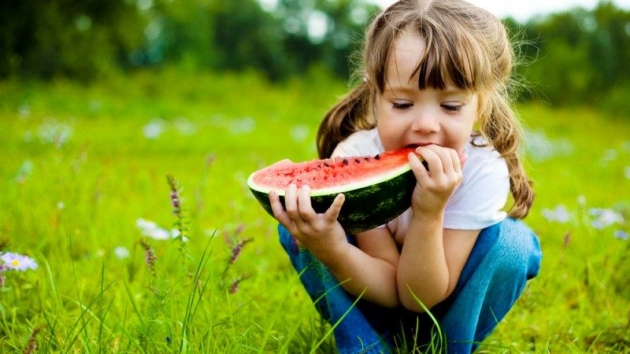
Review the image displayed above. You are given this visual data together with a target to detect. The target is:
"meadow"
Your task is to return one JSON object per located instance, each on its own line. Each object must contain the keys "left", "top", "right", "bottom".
{"left": 0, "top": 68, "right": 629, "bottom": 353}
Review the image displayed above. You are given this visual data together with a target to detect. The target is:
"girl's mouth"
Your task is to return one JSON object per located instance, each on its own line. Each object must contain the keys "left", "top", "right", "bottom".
{"left": 406, "top": 143, "right": 440, "bottom": 148}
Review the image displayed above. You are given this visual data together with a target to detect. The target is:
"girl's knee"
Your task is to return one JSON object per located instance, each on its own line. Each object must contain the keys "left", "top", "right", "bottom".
{"left": 492, "top": 218, "right": 542, "bottom": 280}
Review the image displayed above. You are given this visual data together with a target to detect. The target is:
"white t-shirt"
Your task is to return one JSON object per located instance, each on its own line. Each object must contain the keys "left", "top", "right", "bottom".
{"left": 331, "top": 129, "right": 509, "bottom": 236}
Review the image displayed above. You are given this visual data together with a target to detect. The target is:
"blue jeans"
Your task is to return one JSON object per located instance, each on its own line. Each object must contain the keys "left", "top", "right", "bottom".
{"left": 278, "top": 218, "right": 542, "bottom": 353}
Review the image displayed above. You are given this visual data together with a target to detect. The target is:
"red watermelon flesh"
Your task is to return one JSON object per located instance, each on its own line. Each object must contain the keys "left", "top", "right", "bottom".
{"left": 248, "top": 147, "right": 416, "bottom": 196}
{"left": 247, "top": 146, "right": 418, "bottom": 234}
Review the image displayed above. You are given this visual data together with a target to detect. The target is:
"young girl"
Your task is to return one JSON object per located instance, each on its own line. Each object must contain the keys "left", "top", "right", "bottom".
{"left": 269, "top": 0, "right": 542, "bottom": 352}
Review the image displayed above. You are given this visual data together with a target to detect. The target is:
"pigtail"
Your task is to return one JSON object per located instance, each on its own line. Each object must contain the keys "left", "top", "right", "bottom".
{"left": 479, "top": 93, "right": 535, "bottom": 219}
{"left": 316, "top": 81, "right": 376, "bottom": 158}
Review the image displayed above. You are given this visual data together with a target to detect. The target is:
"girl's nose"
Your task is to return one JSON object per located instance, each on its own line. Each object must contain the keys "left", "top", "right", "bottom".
{"left": 410, "top": 111, "right": 439, "bottom": 134}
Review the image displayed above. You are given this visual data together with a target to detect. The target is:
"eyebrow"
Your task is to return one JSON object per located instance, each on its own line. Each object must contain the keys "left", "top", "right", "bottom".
{"left": 385, "top": 84, "right": 472, "bottom": 96}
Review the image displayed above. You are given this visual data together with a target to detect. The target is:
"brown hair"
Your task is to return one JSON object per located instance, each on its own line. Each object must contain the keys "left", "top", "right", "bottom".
{"left": 316, "top": 0, "right": 534, "bottom": 218}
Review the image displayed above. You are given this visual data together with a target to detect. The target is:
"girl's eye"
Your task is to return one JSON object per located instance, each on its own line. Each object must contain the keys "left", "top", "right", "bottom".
{"left": 441, "top": 103, "right": 463, "bottom": 112}
{"left": 392, "top": 102, "right": 413, "bottom": 110}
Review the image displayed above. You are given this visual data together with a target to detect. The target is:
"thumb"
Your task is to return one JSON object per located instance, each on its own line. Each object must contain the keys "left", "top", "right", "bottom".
{"left": 324, "top": 193, "right": 345, "bottom": 221}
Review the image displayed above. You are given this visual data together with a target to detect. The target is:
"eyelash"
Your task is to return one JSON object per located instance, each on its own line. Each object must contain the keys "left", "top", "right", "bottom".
{"left": 392, "top": 102, "right": 463, "bottom": 112}
{"left": 392, "top": 102, "right": 412, "bottom": 110}
{"left": 442, "top": 104, "right": 463, "bottom": 112}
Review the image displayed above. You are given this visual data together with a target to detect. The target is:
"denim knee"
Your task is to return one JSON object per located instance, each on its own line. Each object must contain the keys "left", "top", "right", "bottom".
{"left": 492, "top": 218, "right": 542, "bottom": 282}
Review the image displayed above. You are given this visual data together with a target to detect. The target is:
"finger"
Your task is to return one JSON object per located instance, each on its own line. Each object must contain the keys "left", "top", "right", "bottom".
{"left": 297, "top": 185, "right": 316, "bottom": 219}
{"left": 324, "top": 193, "right": 345, "bottom": 222}
{"left": 269, "top": 190, "right": 285, "bottom": 216}
{"left": 459, "top": 151, "right": 468, "bottom": 167}
{"left": 269, "top": 191, "right": 296, "bottom": 231}
{"left": 283, "top": 184, "right": 300, "bottom": 219}
{"left": 431, "top": 145, "right": 456, "bottom": 174}
{"left": 409, "top": 152, "right": 429, "bottom": 181}
{"left": 416, "top": 146, "right": 442, "bottom": 175}
{"left": 447, "top": 148, "right": 461, "bottom": 174}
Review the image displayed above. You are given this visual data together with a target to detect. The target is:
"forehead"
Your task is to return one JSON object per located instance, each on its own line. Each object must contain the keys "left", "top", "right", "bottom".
{"left": 386, "top": 31, "right": 426, "bottom": 84}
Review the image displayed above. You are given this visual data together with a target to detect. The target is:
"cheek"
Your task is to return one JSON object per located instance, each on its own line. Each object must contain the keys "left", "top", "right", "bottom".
{"left": 376, "top": 123, "right": 399, "bottom": 151}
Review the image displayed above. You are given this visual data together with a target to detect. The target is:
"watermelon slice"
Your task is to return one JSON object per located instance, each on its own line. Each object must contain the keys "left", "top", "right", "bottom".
{"left": 247, "top": 147, "right": 417, "bottom": 234}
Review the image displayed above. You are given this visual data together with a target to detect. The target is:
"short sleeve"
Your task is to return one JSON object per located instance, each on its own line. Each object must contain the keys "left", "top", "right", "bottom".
{"left": 331, "top": 129, "right": 383, "bottom": 158}
{"left": 443, "top": 146, "right": 509, "bottom": 230}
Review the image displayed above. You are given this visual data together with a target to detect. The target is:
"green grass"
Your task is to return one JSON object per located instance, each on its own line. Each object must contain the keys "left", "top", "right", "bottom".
{"left": 0, "top": 68, "right": 629, "bottom": 353}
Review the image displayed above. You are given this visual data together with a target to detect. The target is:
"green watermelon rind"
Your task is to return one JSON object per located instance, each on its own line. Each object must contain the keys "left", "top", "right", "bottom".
{"left": 247, "top": 162, "right": 414, "bottom": 197}
{"left": 248, "top": 167, "right": 416, "bottom": 234}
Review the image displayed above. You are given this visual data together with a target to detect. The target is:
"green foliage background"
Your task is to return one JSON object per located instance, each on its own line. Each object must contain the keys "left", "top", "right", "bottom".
{"left": 1, "top": 69, "right": 629, "bottom": 352}
{"left": 1, "top": 0, "right": 630, "bottom": 352}
{"left": 2, "top": 0, "right": 630, "bottom": 111}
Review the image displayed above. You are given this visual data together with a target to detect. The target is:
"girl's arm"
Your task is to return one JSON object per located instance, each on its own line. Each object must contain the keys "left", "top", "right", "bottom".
{"left": 396, "top": 145, "right": 477, "bottom": 312}
{"left": 318, "top": 227, "right": 401, "bottom": 307}
{"left": 397, "top": 218, "right": 479, "bottom": 312}
{"left": 269, "top": 185, "right": 402, "bottom": 307}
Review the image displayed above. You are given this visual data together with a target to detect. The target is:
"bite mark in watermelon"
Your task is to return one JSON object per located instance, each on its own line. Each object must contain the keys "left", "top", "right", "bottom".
{"left": 247, "top": 147, "right": 418, "bottom": 234}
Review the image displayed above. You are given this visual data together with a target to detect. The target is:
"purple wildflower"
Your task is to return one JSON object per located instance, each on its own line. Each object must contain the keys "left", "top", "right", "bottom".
{"left": 229, "top": 238, "right": 253, "bottom": 265}
{"left": 22, "top": 326, "right": 43, "bottom": 354}
{"left": 166, "top": 174, "right": 188, "bottom": 249}
{"left": 228, "top": 275, "right": 248, "bottom": 294}
{"left": 167, "top": 174, "right": 183, "bottom": 216}
{"left": 563, "top": 232, "right": 571, "bottom": 248}
{"left": 170, "top": 191, "right": 181, "bottom": 211}
{"left": 0, "top": 265, "right": 6, "bottom": 287}
{"left": 139, "top": 240, "right": 157, "bottom": 276}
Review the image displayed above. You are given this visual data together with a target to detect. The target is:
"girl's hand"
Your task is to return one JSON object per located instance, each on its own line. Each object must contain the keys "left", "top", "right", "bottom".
{"left": 408, "top": 145, "right": 467, "bottom": 215}
{"left": 269, "top": 184, "right": 347, "bottom": 255}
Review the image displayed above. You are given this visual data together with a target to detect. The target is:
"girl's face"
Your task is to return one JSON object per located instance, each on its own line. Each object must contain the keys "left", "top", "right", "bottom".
{"left": 376, "top": 30, "right": 478, "bottom": 153}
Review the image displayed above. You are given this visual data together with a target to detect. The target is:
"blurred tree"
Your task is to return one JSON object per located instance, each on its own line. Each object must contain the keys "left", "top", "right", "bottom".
{"left": 211, "top": 0, "right": 287, "bottom": 79}
{"left": 519, "top": 1, "right": 630, "bottom": 108}
{"left": 273, "top": 0, "right": 379, "bottom": 78}
{"left": 141, "top": 0, "right": 378, "bottom": 80}
{"left": 0, "top": 0, "right": 146, "bottom": 81}
{"left": 1, "top": 0, "right": 629, "bottom": 112}
{"left": 144, "top": 0, "right": 288, "bottom": 79}
{"left": 588, "top": 2, "right": 630, "bottom": 91}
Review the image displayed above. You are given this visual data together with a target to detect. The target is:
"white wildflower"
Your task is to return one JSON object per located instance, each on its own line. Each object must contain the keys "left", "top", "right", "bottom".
{"left": 290, "top": 125, "right": 309, "bottom": 143}
{"left": 542, "top": 205, "right": 572, "bottom": 223}
{"left": 1, "top": 252, "right": 38, "bottom": 271}
{"left": 136, "top": 218, "right": 183, "bottom": 241}
{"left": 228, "top": 117, "right": 256, "bottom": 135}
{"left": 614, "top": 230, "right": 629, "bottom": 241}
{"left": 174, "top": 117, "right": 197, "bottom": 136}
{"left": 114, "top": 246, "right": 130, "bottom": 259}
{"left": 142, "top": 118, "right": 167, "bottom": 139}
{"left": 589, "top": 208, "right": 624, "bottom": 229}
{"left": 38, "top": 119, "right": 73, "bottom": 146}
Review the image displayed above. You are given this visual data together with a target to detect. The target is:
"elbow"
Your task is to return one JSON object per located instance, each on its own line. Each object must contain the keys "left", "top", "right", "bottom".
{"left": 399, "top": 294, "right": 439, "bottom": 313}
{"left": 379, "top": 297, "right": 402, "bottom": 309}
{"left": 396, "top": 272, "right": 456, "bottom": 312}
{"left": 398, "top": 285, "right": 451, "bottom": 313}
